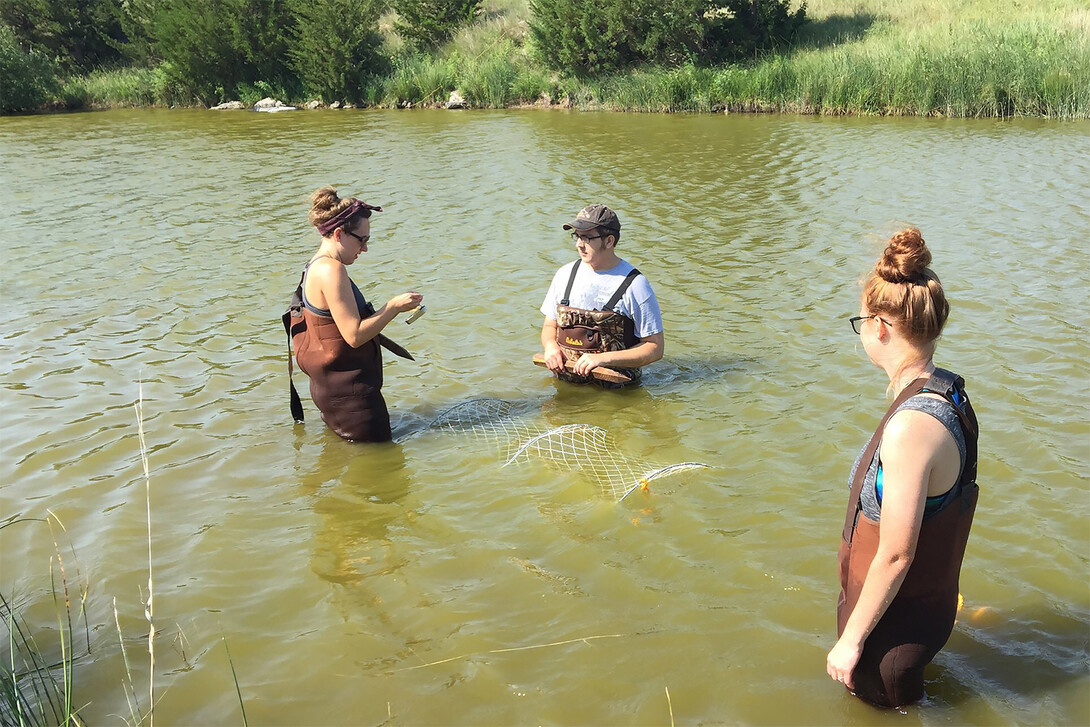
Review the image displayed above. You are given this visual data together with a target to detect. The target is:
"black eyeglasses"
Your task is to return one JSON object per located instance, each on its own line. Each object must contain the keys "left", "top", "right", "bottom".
{"left": 848, "top": 315, "right": 891, "bottom": 334}
{"left": 570, "top": 231, "right": 604, "bottom": 242}
{"left": 343, "top": 229, "right": 370, "bottom": 245}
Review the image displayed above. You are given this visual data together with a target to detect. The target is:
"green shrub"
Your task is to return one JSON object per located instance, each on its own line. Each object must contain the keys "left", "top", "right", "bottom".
{"left": 288, "top": 0, "right": 388, "bottom": 103}
{"left": 528, "top": 0, "right": 806, "bottom": 75}
{"left": 233, "top": 0, "right": 297, "bottom": 93}
{"left": 108, "top": 0, "right": 156, "bottom": 65}
{"left": 707, "top": 0, "right": 807, "bottom": 61}
{"left": 393, "top": 0, "right": 482, "bottom": 51}
{"left": 0, "top": 0, "right": 128, "bottom": 73}
{"left": 150, "top": 0, "right": 245, "bottom": 104}
{"left": 0, "top": 23, "right": 60, "bottom": 113}
{"left": 149, "top": 0, "right": 295, "bottom": 105}
{"left": 528, "top": 0, "right": 648, "bottom": 75}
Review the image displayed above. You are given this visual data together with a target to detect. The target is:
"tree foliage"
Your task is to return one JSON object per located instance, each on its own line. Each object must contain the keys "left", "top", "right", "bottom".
{"left": 288, "top": 0, "right": 387, "bottom": 103}
{"left": 529, "top": 0, "right": 806, "bottom": 75}
{"left": 0, "top": 22, "right": 60, "bottom": 111}
{"left": 0, "top": 0, "right": 127, "bottom": 72}
{"left": 392, "top": 0, "right": 481, "bottom": 51}
{"left": 149, "top": 0, "right": 296, "bottom": 104}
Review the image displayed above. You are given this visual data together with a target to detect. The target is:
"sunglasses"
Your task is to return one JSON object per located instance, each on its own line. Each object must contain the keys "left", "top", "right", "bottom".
{"left": 343, "top": 229, "right": 370, "bottom": 245}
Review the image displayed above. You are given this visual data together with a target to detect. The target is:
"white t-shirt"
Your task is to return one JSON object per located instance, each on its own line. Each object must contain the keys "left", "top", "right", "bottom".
{"left": 540, "top": 259, "right": 664, "bottom": 339}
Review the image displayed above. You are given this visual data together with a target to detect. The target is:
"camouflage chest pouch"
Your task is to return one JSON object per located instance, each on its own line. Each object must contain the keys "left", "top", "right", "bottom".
{"left": 556, "top": 305, "right": 631, "bottom": 354}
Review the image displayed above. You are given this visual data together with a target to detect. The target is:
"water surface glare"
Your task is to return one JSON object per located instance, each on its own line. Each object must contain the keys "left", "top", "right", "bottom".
{"left": 1, "top": 109, "right": 1088, "bottom": 725}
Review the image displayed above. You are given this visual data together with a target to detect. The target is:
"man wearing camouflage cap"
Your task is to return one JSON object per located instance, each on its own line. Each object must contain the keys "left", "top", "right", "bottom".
{"left": 539, "top": 204, "right": 664, "bottom": 387}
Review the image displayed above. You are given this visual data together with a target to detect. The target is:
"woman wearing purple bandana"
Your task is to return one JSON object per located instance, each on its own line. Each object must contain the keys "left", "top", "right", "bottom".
{"left": 287, "top": 186, "right": 423, "bottom": 442}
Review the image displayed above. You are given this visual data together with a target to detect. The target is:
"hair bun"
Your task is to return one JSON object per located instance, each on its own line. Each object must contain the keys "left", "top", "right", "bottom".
{"left": 876, "top": 228, "right": 932, "bottom": 283}
{"left": 309, "top": 185, "right": 341, "bottom": 212}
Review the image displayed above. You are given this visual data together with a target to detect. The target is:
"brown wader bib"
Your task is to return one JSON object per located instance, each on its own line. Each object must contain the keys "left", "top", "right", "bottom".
{"left": 555, "top": 262, "right": 642, "bottom": 388}
{"left": 282, "top": 264, "right": 413, "bottom": 442}
{"left": 836, "top": 368, "right": 979, "bottom": 707}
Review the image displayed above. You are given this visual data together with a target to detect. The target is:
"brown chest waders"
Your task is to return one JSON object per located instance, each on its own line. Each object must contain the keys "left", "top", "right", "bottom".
{"left": 555, "top": 263, "right": 642, "bottom": 388}
{"left": 836, "top": 368, "right": 979, "bottom": 707}
{"left": 283, "top": 269, "right": 412, "bottom": 442}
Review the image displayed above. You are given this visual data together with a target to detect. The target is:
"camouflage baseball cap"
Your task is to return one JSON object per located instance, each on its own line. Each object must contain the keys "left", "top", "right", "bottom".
{"left": 562, "top": 204, "right": 621, "bottom": 233}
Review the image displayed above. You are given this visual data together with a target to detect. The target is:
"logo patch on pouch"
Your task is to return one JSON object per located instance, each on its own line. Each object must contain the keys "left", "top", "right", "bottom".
{"left": 565, "top": 337, "right": 585, "bottom": 346}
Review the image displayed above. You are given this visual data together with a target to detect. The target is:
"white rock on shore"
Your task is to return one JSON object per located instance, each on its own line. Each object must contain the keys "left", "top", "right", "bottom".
{"left": 446, "top": 91, "right": 466, "bottom": 109}
{"left": 210, "top": 100, "right": 245, "bottom": 110}
{"left": 253, "top": 97, "right": 297, "bottom": 112}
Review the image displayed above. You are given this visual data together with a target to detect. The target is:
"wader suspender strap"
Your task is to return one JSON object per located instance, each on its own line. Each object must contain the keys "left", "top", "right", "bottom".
{"left": 282, "top": 270, "right": 307, "bottom": 424}
{"left": 922, "top": 368, "right": 979, "bottom": 493}
{"left": 377, "top": 334, "right": 413, "bottom": 361}
{"left": 560, "top": 262, "right": 580, "bottom": 306}
{"left": 842, "top": 376, "right": 928, "bottom": 544}
{"left": 603, "top": 269, "right": 641, "bottom": 311}
{"left": 559, "top": 263, "right": 642, "bottom": 310}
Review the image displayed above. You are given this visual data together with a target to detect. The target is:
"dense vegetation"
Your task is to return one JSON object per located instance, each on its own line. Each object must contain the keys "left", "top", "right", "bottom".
{"left": 1, "top": 0, "right": 1087, "bottom": 117}
{"left": 528, "top": 0, "right": 805, "bottom": 74}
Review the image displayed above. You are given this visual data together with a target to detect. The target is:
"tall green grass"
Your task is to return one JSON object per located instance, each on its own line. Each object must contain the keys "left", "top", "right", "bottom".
{"left": 721, "top": 20, "right": 1090, "bottom": 117}
{"left": 548, "top": 16, "right": 1089, "bottom": 117}
{"left": 1, "top": 515, "right": 89, "bottom": 727}
{"left": 58, "top": 66, "right": 199, "bottom": 110}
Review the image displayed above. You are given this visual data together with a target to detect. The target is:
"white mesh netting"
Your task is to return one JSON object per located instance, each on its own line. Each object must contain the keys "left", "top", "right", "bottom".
{"left": 427, "top": 398, "right": 709, "bottom": 501}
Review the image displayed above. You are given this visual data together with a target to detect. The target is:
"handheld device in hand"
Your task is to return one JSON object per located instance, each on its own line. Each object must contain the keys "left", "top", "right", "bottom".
{"left": 405, "top": 305, "right": 426, "bottom": 324}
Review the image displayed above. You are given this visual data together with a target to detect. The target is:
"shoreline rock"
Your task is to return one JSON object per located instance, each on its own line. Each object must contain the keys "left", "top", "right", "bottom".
{"left": 445, "top": 91, "right": 466, "bottom": 109}
{"left": 253, "top": 97, "right": 297, "bottom": 112}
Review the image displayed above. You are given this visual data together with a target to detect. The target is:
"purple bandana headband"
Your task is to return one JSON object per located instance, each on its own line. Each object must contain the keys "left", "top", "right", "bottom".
{"left": 316, "top": 199, "right": 383, "bottom": 237}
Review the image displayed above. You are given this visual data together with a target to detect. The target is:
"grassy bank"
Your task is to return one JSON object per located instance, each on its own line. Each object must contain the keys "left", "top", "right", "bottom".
{"left": 48, "top": 0, "right": 1090, "bottom": 118}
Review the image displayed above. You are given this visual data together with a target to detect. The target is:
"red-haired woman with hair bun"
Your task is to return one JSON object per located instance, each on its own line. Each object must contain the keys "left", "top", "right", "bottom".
{"left": 284, "top": 187, "right": 423, "bottom": 442}
{"left": 828, "top": 228, "right": 980, "bottom": 707}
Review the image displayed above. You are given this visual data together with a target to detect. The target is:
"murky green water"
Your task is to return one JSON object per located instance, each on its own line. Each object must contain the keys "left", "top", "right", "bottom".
{"left": 1, "top": 108, "right": 1087, "bottom": 725}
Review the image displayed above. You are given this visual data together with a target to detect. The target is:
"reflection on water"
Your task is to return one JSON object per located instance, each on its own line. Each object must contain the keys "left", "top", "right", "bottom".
{"left": 302, "top": 439, "right": 414, "bottom": 586}
{"left": 0, "top": 109, "right": 1087, "bottom": 726}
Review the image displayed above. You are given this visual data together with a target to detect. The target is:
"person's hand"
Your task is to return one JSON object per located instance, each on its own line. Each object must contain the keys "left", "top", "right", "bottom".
{"left": 572, "top": 352, "right": 605, "bottom": 377}
{"left": 542, "top": 342, "right": 566, "bottom": 373}
{"left": 390, "top": 291, "right": 423, "bottom": 313}
{"left": 826, "top": 636, "right": 862, "bottom": 690}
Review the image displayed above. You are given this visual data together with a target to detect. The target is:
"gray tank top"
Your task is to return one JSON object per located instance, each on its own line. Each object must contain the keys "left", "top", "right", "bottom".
{"left": 849, "top": 395, "right": 968, "bottom": 522}
{"left": 300, "top": 260, "right": 371, "bottom": 318}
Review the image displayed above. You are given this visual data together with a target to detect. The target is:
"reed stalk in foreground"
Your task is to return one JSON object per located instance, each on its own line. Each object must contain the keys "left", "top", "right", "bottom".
{"left": 126, "top": 386, "right": 248, "bottom": 726}
{"left": 135, "top": 386, "right": 155, "bottom": 727}
{"left": 1, "top": 514, "right": 90, "bottom": 727}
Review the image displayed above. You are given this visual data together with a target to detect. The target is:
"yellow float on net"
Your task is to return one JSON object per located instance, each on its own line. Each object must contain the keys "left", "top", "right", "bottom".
{"left": 639, "top": 478, "right": 650, "bottom": 493}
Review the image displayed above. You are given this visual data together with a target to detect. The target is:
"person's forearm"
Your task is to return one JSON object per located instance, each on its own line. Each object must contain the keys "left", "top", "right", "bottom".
{"left": 840, "top": 550, "right": 912, "bottom": 647}
{"left": 541, "top": 321, "right": 559, "bottom": 352}
{"left": 594, "top": 340, "right": 662, "bottom": 369}
{"left": 347, "top": 304, "right": 399, "bottom": 347}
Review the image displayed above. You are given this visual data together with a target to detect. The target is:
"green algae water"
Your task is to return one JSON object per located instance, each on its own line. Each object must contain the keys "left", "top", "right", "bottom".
{"left": 1, "top": 109, "right": 1087, "bottom": 725}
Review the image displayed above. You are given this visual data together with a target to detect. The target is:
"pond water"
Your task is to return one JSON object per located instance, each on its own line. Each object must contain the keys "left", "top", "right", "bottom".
{"left": 1, "top": 108, "right": 1087, "bottom": 725}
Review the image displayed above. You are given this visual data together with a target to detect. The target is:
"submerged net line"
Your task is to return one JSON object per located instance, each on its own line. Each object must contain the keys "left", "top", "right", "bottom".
{"left": 427, "top": 398, "right": 709, "bottom": 501}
